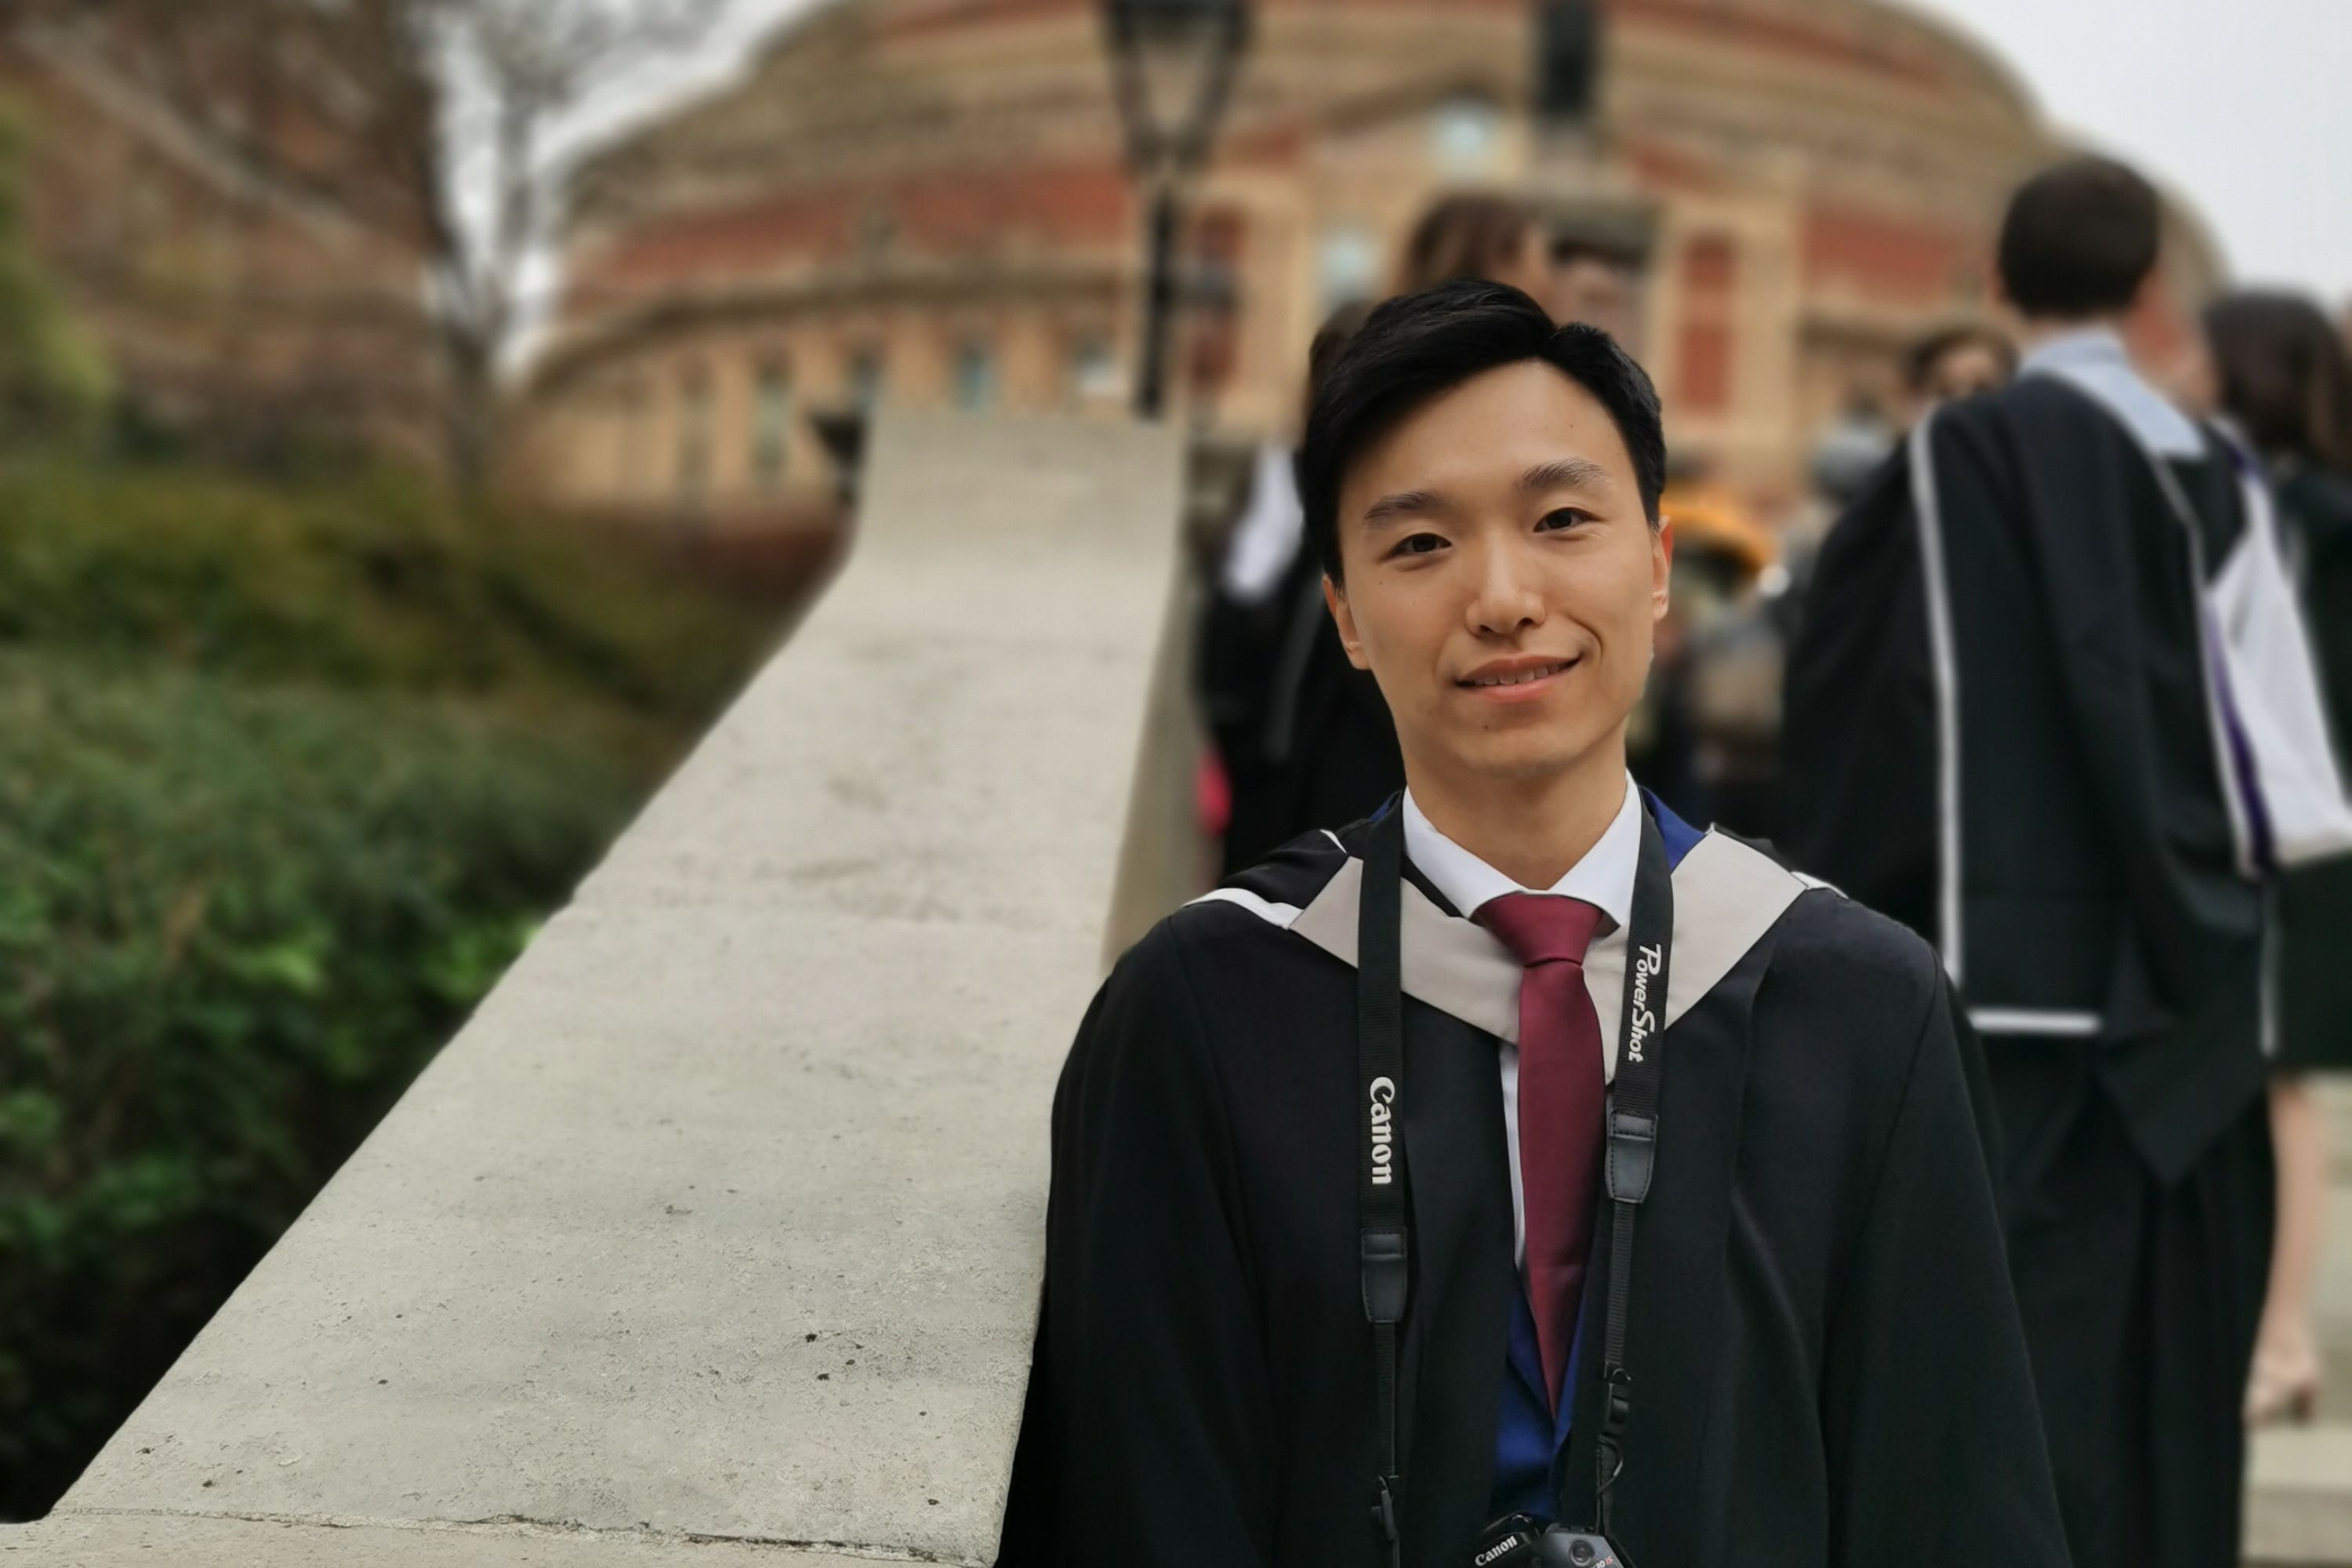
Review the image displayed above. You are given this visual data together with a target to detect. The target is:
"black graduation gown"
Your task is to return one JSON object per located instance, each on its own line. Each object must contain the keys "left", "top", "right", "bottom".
{"left": 1780, "top": 377, "right": 2273, "bottom": 1568}
{"left": 1197, "top": 549, "right": 1406, "bottom": 875}
{"left": 2276, "top": 463, "right": 2352, "bottom": 1072}
{"left": 999, "top": 808, "right": 2066, "bottom": 1568}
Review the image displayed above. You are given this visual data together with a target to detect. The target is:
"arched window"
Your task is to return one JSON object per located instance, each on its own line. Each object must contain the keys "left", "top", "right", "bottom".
{"left": 847, "top": 347, "right": 886, "bottom": 412}
{"left": 953, "top": 339, "right": 998, "bottom": 412}
{"left": 618, "top": 376, "right": 652, "bottom": 499}
{"left": 1674, "top": 234, "right": 1739, "bottom": 415}
{"left": 677, "top": 362, "right": 713, "bottom": 505}
{"left": 752, "top": 358, "right": 793, "bottom": 492}
{"left": 1069, "top": 336, "right": 1120, "bottom": 405}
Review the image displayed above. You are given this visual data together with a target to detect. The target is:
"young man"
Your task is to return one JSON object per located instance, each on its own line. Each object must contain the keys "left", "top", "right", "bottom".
{"left": 1000, "top": 280, "right": 2065, "bottom": 1568}
{"left": 1783, "top": 158, "right": 2278, "bottom": 1568}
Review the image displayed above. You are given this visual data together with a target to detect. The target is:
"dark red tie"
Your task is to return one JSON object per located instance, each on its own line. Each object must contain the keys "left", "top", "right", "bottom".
{"left": 1478, "top": 892, "right": 1608, "bottom": 1416}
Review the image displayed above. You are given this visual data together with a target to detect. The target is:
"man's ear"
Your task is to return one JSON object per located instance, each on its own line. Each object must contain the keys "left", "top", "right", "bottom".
{"left": 2123, "top": 267, "right": 2173, "bottom": 356}
{"left": 1651, "top": 517, "right": 1675, "bottom": 622}
{"left": 1322, "top": 575, "right": 1371, "bottom": 671}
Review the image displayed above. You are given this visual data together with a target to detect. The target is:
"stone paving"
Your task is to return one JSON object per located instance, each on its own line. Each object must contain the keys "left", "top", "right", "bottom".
{"left": 2245, "top": 1081, "right": 2352, "bottom": 1564}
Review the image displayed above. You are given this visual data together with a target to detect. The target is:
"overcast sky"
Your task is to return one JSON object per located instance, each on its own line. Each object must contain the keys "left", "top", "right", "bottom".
{"left": 558, "top": 0, "right": 2352, "bottom": 306}
{"left": 1907, "top": 0, "right": 2352, "bottom": 303}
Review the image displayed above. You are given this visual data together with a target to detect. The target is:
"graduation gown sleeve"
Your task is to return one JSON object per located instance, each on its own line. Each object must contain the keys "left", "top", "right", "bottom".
{"left": 1820, "top": 963, "right": 2065, "bottom": 1563}
{"left": 1002, "top": 922, "right": 1279, "bottom": 1568}
{"left": 1780, "top": 445, "right": 1939, "bottom": 938}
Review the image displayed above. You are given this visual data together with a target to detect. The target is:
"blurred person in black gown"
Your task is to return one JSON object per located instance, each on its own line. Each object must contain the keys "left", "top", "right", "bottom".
{"left": 1782, "top": 158, "right": 2327, "bottom": 1568}
{"left": 1784, "top": 324, "right": 2016, "bottom": 641}
{"left": 1198, "top": 304, "right": 1402, "bottom": 873}
{"left": 2201, "top": 289, "right": 2352, "bottom": 1426}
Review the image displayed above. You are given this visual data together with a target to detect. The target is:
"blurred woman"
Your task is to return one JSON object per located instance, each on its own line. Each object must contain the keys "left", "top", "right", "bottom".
{"left": 1396, "top": 193, "right": 1559, "bottom": 314}
{"left": 2205, "top": 289, "right": 2352, "bottom": 1425}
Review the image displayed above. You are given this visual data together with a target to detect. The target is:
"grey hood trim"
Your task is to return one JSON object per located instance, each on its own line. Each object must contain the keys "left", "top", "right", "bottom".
{"left": 1198, "top": 829, "right": 1810, "bottom": 1065}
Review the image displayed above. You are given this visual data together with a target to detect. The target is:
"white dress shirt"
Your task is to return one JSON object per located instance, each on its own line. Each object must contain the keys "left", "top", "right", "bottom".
{"left": 1401, "top": 775, "right": 1641, "bottom": 1263}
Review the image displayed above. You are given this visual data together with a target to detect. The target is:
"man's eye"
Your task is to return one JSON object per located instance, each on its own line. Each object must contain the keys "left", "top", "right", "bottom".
{"left": 1394, "top": 533, "right": 1449, "bottom": 557}
{"left": 1537, "top": 508, "right": 1592, "bottom": 532}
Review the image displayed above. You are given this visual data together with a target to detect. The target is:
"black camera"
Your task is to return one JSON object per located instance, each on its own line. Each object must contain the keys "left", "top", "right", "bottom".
{"left": 1467, "top": 1515, "right": 1632, "bottom": 1568}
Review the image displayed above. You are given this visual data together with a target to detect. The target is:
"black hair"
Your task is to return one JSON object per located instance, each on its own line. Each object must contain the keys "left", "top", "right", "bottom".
{"left": 1298, "top": 278, "right": 1665, "bottom": 581}
{"left": 1299, "top": 298, "right": 1375, "bottom": 430}
{"left": 2205, "top": 289, "right": 2352, "bottom": 473}
{"left": 1996, "top": 157, "right": 2161, "bottom": 319}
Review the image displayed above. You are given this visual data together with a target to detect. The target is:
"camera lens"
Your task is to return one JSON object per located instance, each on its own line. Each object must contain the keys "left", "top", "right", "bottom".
{"left": 1568, "top": 1541, "right": 1595, "bottom": 1566}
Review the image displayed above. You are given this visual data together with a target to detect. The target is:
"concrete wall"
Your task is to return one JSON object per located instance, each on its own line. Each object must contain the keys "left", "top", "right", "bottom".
{"left": 1, "top": 409, "right": 1188, "bottom": 1567}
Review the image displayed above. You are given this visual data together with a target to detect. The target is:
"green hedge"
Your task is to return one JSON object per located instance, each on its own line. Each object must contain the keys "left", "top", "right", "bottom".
{"left": 0, "top": 454, "right": 772, "bottom": 724}
{"left": 0, "top": 451, "right": 790, "bottom": 1518}
{"left": 0, "top": 655, "right": 640, "bottom": 1512}
{"left": 0, "top": 73, "right": 797, "bottom": 1516}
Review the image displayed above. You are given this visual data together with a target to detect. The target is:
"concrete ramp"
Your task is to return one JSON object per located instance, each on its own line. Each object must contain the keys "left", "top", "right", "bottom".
{"left": 1, "top": 410, "right": 1189, "bottom": 1566}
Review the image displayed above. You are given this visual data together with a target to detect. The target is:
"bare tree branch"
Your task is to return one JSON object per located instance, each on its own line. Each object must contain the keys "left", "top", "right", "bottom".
{"left": 2, "top": 0, "right": 721, "bottom": 495}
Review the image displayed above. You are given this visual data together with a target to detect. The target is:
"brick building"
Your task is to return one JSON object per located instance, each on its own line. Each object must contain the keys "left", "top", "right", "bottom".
{"left": 518, "top": 0, "right": 2223, "bottom": 522}
{"left": 0, "top": 17, "right": 439, "bottom": 459}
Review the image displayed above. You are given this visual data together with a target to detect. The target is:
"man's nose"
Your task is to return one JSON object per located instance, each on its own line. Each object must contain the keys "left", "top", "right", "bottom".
{"left": 1465, "top": 536, "right": 1546, "bottom": 636}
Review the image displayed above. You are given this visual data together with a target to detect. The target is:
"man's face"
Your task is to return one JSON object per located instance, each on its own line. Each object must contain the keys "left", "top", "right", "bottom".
{"left": 1555, "top": 254, "right": 1639, "bottom": 346}
{"left": 1325, "top": 359, "right": 1671, "bottom": 789}
{"left": 1489, "top": 226, "right": 1559, "bottom": 319}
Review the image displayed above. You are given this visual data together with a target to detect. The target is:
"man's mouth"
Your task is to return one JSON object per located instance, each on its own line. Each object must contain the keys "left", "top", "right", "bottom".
{"left": 1459, "top": 658, "right": 1577, "bottom": 689}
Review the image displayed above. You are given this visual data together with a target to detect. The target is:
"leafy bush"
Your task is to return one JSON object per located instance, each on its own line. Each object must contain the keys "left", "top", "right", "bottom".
{"left": 0, "top": 655, "right": 639, "bottom": 1513}
{"left": 0, "top": 454, "right": 774, "bottom": 728}
{"left": 0, "top": 73, "right": 800, "bottom": 1515}
{"left": 0, "top": 443, "right": 795, "bottom": 1517}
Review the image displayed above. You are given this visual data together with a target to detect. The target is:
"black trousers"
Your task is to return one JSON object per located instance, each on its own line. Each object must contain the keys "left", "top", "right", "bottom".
{"left": 1986, "top": 1040, "right": 2274, "bottom": 1568}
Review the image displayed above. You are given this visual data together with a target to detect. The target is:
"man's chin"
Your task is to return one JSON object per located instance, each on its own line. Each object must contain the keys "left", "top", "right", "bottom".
{"left": 1448, "top": 728, "right": 1610, "bottom": 784}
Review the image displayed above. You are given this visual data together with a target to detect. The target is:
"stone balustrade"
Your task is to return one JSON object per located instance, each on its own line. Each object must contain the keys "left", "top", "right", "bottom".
{"left": 1, "top": 408, "right": 1189, "bottom": 1566}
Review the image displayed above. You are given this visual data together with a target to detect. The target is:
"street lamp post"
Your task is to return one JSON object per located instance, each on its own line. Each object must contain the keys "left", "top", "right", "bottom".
{"left": 1102, "top": 0, "right": 1251, "bottom": 419}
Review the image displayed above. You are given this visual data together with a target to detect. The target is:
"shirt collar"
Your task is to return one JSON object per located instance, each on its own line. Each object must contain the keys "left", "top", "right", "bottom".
{"left": 2018, "top": 325, "right": 2206, "bottom": 459}
{"left": 1399, "top": 773, "right": 1639, "bottom": 930}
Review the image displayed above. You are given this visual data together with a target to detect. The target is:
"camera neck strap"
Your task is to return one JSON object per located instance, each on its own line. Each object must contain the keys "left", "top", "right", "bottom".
{"left": 1357, "top": 797, "right": 1676, "bottom": 1561}
{"left": 1359, "top": 803, "right": 1410, "bottom": 1568}
{"left": 1587, "top": 806, "right": 1672, "bottom": 1537}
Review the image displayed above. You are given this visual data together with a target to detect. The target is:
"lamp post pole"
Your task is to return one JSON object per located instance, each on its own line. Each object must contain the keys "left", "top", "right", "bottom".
{"left": 1102, "top": 0, "right": 1251, "bottom": 421}
{"left": 1134, "top": 181, "right": 1182, "bottom": 419}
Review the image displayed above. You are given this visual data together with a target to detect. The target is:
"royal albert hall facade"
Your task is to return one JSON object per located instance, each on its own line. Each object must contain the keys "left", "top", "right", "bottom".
{"left": 517, "top": 0, "right": 2220, "bottom": 522}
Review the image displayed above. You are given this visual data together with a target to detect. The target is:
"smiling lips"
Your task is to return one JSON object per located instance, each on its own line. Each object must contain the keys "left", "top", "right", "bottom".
{"left": 1458, "top": 658, "right": 1571, "bottom": 691}
{"left": 1457, "top": 655, "right": 1580, "bottom": 701}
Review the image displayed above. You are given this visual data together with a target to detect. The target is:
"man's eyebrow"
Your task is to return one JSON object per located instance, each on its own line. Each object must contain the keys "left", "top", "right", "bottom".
{"left": 1520, "top": 457, "right": 1611, "bottom": 493}
{"left": 1361, "top": 489, "right": 1443, "bottom": 526}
